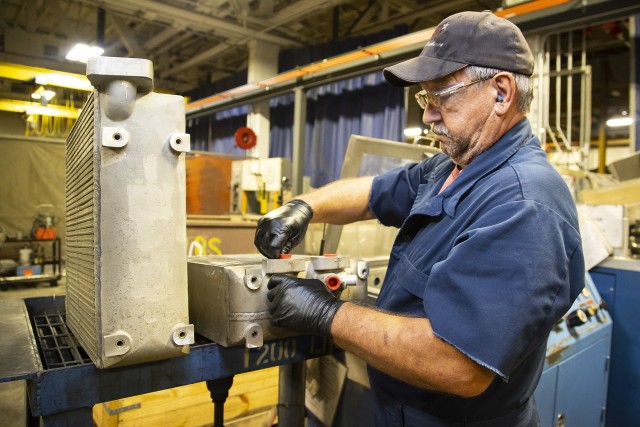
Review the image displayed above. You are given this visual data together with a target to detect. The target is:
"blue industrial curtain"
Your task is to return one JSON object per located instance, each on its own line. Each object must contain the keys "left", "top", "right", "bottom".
{"left": 269, "top": 72, "right": 405, "bottom": 188}
{"left": 188, "top": 72, "right": 406, "bottom": 188}
{"left": 187, "top": 26, "right": 408, "bottom": 186}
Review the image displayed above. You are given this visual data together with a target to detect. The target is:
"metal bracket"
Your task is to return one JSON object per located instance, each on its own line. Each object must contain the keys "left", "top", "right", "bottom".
{"left": 356, "top": 260, "right": 369, "bottom": 280}
{"left": 103, "top": 331, "right": 133, "bottom": 357}
{"left": 243, "top": 323, "right": 263, "bottom": 348}
{"left": 168, "top": 133, "right": 191, "bottom": 153}
{"left": 171, "top": 323, "right": 195, "bottom": 346}
{"left": 102, "top": 127, "right": 129, "bottom": 148}
{"left": 245, "top": 268, "right": 263, "bottom": 290}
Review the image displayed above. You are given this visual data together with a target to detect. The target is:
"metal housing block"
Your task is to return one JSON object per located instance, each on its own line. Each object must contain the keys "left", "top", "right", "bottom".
{"left": 188, "top": 255, "right": 368, "bottom": 348}
{"left": 65, "top": 57, "right": 193, "bottom": 369}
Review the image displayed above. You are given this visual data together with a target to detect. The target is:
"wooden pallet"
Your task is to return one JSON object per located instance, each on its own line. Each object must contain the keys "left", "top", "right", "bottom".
{"left": 93, "top": 367, "right": 279, "bottom": 427}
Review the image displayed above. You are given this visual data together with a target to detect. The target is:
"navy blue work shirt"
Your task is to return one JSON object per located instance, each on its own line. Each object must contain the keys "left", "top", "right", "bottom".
{"left": 368, "top": 118, "right": 584, "bottom": 426}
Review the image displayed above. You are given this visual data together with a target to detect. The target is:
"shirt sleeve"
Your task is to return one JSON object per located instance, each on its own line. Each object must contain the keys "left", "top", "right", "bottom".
{"left": 370, "top": 155, "right": 446, "bottom": 228}
{"left": 424, "top": 200, "right": 584, "bottom": 380}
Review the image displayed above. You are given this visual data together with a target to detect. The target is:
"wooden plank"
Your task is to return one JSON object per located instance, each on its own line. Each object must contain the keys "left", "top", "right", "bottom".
{"left": 578, "top": 178, "right": 640, "bottom": 205}
{"left": 93, "top": 367, "right": 279, "bottom": 427}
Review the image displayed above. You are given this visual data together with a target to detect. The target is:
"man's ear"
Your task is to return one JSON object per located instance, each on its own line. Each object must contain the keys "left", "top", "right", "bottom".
{"left": 493, "top": 73, "right": 516, "bottom": 116}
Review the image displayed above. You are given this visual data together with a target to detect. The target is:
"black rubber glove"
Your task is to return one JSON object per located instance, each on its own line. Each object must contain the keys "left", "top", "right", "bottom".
{"left": 254, "top": 199, "right": 313, "bottom": 259}
{"left": 267, "top": 274, "right": 345, "bottom": 337}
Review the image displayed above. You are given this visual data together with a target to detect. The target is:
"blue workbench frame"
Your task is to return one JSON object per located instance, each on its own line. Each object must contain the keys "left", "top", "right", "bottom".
{"left": 11, "top": 296, "right": 336, "bottom": 426}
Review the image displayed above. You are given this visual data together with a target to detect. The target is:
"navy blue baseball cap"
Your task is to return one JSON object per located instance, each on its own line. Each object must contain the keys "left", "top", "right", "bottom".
{"left": 383, "top": 11, "right": 534, "bottom": 87}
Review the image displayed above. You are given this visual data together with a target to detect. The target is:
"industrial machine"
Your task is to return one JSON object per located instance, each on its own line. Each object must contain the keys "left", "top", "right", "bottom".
{"left": 230, "top": 157, "right": 291, "bottom": 215}
{"left": 64, "top": 56, "right": 194, "bottom": 369}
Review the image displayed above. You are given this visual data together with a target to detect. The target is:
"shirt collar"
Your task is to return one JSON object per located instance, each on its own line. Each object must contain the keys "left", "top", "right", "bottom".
{"left": 441, "top": 118, "right": 535, "bottom": 217}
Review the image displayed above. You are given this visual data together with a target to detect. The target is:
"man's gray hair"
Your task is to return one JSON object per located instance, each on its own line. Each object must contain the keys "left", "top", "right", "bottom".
{"left": 465, "top": 66, "right": 534, "bottom": 113}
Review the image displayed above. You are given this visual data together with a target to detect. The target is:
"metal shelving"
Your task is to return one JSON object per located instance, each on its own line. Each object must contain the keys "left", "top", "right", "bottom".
{"left": 0, "top": 237, "right": 61, "bottom": 290}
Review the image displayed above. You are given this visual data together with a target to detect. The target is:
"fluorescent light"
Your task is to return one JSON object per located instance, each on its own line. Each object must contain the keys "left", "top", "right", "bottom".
{"left": 0, "top": 99, "right": 79, "bottom": 118}
{"left": 606, "top": 117, "right": 633, "bottom": 128}
{"left": 35, "top": 73, "right": 92, "bottom": 91}
{"left": 66, "top": 43, "right": 104, "bottom": 63}
{"left": 403, "top": 127, "right": 423, "bottom": 137}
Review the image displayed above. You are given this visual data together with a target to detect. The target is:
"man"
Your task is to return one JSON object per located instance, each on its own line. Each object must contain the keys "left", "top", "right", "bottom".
{"left": 255, "top": 11, "right": 584, "bottom": 426}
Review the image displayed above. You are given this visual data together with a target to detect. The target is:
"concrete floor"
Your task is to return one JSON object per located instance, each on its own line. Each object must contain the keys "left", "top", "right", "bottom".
{"left": 0, "top": 279, "right": 67, "bottom": 427}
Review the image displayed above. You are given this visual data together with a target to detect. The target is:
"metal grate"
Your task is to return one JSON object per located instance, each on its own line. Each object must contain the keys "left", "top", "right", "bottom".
{"left": 33, "top": 312, "right": 91, "bottom": 369}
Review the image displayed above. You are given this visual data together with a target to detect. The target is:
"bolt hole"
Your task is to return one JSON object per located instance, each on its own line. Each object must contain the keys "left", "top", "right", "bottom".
{"left": 178, "top": 331, "right": 186, "bottom": 339}
{"left": 374, "top": 278, "right": 380, "bottom": 286}
{"left": 116, "top": 339, "right": 125, "bottom": 348}
{"left": 251, "top": 331, "right": 258, "bottom": 338}
{"left": 175, "top": 138, "right": 182, "bottom": 145}
{"left": 250, "top": 276, "right": 258, "bottom": 284}
{"left": 113, "top": 133, "right": 122, "bottom": 141}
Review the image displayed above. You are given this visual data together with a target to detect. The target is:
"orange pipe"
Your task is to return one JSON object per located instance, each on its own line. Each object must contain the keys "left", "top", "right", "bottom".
{"left": 495, "top": 0, "right": 573, "bottom": 18}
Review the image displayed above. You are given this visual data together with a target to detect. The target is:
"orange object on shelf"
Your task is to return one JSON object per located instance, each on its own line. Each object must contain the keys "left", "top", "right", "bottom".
{"left": 34, "top": 227, "right": 56, "bottom": 240}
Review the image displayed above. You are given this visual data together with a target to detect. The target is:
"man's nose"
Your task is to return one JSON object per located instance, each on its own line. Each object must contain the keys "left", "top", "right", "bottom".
{"left": 422, "top": 104, "right": 441, "bottom": 125}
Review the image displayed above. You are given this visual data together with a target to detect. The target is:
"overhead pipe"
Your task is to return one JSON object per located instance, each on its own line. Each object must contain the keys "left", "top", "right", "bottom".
{"left": 185, "top": 0, "right": 577, "bottom": 118}
{"left": 186, "top": 28, "right": 435, "bottom": 117}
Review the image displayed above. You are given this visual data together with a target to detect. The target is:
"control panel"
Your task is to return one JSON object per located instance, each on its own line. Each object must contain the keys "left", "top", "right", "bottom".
{"left": 535, "top": 274, "right": 612, "bottom": 427}
{"left": 545, "top": 274, "right": 611, "bottom": 365}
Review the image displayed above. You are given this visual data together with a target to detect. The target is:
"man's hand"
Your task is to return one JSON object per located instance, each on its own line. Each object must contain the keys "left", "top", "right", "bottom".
{"left": 254, "top": 199, "right": 313, "bottom": 259}
{"left": 267, "top": 274, "right": 344, "bottom": 337}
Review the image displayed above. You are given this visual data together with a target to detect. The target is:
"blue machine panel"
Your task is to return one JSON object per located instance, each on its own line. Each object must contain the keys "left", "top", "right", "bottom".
{"left": 534, "top": 274, "right": 612, "bottom": 427}
{"left": 591, "top": 259, "right": 640, "bottom": 427}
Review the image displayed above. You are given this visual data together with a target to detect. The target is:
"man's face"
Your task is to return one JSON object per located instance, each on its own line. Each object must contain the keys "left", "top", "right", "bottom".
{"left": 420, "top": 70, "right": 495, "bottom": 167}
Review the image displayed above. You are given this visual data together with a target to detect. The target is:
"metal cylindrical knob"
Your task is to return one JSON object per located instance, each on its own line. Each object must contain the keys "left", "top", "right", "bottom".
{"left": 566, "top": 309, "right": 588, "bottom": 328}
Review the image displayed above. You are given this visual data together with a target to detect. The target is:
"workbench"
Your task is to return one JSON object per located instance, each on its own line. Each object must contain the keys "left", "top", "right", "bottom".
{"left": 1, "top": 295, "right": 335, "bottom": 426}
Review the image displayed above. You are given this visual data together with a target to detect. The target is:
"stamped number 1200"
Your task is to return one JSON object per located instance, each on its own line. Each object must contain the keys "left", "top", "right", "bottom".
{"left": 245, "top": 338, "right": 297, "bottom": 368}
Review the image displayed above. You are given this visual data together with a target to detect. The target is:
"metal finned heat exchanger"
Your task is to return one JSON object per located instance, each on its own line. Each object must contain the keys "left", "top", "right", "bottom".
{"left": 65, "top": 57, "right": 194, "bottom": 369}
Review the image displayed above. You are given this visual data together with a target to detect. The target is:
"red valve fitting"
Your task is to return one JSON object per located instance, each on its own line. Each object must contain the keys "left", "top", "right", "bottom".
{"left": 323, "top": 274, "right": 342, "bottom": 291}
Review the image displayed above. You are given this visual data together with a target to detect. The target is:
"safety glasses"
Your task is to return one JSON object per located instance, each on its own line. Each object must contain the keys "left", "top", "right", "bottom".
{"left": 414, "top": 77, "right": 492, "bottom": 109}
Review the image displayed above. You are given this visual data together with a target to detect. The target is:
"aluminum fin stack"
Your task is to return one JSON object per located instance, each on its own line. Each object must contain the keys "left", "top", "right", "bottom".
{"left": 65, "top": 57, "right": 193, "bottom": 369}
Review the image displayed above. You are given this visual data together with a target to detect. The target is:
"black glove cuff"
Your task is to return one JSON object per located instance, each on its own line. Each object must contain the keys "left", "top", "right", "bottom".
{"left": 288, "top": 199, "right": 314, "bottom": 221}
{"left": 317, "top": 299, "right": 346, "bottom": 337}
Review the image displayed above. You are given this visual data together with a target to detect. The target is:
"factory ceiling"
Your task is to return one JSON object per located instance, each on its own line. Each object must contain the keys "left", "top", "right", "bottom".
{"left": 0, "top": 0, "right": 508, "bottom": 97}
{"left": 0, "top": 0, "right": 637, "bottom": 109}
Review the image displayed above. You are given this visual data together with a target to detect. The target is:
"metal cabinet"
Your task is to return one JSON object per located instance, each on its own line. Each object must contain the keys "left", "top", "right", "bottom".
{"left": 590, "top": 258, "right": 640, "bottom": 427}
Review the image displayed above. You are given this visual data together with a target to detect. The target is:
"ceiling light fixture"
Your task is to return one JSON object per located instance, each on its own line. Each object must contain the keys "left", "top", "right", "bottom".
{"left": 606, "top": 117, "right": 634, "bottom": 128}
{"left": 31, "top": 86, "right": 56, "bottom": 102}
{"left": 0, "top": 99, "right": 79, "bottom": 118}
{"left": 66, "top": 43, "right": 104, "bottom": 63}
{"left": 35, "top": 73, "right": 93, "bottom": 91}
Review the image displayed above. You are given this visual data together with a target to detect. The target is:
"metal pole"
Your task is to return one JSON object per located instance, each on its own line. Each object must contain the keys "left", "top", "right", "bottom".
{"left": 291, "top": 87, "right": 307, "bottom": 197}
{"left": 278, "top": 362, "right": 307, "bottom": 426}
{"left": 207, "top": 376, "right": 234, "bottom": 427}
